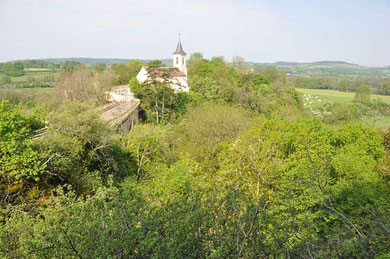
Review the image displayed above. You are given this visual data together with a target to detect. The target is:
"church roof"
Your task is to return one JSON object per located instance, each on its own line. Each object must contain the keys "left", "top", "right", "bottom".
{"left": 173, "top": 41, "right": 186, "bottom": 55}
{"left": 144, "top": 66, "right": 186, "bottom": 78}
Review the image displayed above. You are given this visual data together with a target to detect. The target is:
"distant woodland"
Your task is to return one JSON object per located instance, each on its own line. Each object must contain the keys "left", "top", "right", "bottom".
{"left": 0, "top": 54, "right": 390, "bottom": 258}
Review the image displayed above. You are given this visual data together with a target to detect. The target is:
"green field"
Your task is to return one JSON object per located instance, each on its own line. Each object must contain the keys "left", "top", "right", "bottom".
{"left": 296, "top": 88, "right": 390, "bottom": 105}
{"left": 0, "top": 71, "right": 60, "bottom": 82}
{"left": 296, "top": 88, "right": 390, "bottom": 129}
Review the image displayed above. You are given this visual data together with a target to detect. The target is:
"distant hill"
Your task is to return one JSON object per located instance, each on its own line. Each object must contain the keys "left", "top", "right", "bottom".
{"left": 6, "top": 58, "right": 389, "bottom": 77}
{"left": 250, "top": 61, "right": 390, "bottom": 77}
{"left": 8, "top": 58, "right": 173, "bottom": 66}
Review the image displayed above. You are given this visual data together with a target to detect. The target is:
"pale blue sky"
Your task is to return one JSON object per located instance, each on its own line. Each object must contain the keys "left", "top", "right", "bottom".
{"left": 0, "top": 0, "right": 389, "bottom": 66}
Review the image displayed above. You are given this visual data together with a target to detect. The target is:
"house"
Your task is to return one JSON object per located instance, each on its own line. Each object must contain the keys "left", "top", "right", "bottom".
{"left": 136, "top": 40, "right": 189, "bottom": 92}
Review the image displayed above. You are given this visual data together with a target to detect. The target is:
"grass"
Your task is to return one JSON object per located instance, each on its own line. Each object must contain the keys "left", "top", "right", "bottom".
{"left": 296, "top": 88, "right": 390, "bottom": 105}
{"left": 368, "top": 116, "right": 390, "bottom": 129}
{"left": 0, "top": 71, "right": 60, "bottom": 82}
{"left": 296, "top": 88, "right": 390, "bottom": 129}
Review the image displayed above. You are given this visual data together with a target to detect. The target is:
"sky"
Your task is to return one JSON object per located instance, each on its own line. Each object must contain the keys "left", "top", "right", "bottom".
{"left": 0, "top": 0, "right": 389, "bottom": 66}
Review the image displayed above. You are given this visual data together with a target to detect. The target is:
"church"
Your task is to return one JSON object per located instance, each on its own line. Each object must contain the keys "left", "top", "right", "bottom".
{"left": 136, "top": 40, "right": 189, "bottom": 92}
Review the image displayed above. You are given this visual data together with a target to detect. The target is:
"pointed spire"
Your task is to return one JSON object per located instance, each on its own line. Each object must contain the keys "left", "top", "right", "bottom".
{"left": 173, "top": 40, "right": 186, "bottom": 55}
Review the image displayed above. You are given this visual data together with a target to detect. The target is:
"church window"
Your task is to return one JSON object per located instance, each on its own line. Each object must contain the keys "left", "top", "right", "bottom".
{"left": 182, "top": 57, "right": 184, "bottom": 65}
{"left": 176, "top": 57, "right": 179, "bottom": 64}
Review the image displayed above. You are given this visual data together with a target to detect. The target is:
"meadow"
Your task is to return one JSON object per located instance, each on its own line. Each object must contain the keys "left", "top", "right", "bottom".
{"left": 7, "top": 70, "right": 60, "bottom": 82}
{"left": 296, "top": 88, "right": 390, "bottom": 105}
{"left": 297, "top": 88, "right": 390, "bottom": 129}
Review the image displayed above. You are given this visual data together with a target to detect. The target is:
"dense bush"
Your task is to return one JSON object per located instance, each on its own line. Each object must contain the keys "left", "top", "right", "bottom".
{"left": 1, "top": 61, "right": 389, "bottom": 258}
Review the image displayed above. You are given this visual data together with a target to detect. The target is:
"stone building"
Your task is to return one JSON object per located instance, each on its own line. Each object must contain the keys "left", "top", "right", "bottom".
{"left": 136, "top": 40, "right": 189, "bottom": 92}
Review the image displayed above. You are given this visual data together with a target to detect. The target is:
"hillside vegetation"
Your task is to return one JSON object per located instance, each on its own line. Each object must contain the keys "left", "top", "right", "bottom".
{"left": 0, "top": 55, "right": 390, "bottom": 258}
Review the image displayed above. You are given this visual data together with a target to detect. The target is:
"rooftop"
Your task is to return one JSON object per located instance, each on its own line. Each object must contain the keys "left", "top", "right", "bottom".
{"left": 173, "top": 40, "right": 186, "bottom": 55}
{"left": 144, "top": 66, "right": 186, "bottom": 78}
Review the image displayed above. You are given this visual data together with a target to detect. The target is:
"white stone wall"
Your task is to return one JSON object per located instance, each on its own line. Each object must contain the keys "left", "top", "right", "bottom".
{"left": 136, "top": 67, "right": 149, "bottom": 83}
{"left": 173, "top": 54, "right": 187, "bottom": 75}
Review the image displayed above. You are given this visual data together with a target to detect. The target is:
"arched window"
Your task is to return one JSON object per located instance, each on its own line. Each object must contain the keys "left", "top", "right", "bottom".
{"left": 176, "top": 57, "right": 179, "bottom": 64}
{"left": 182, "top": 57, "right": 185, "bottom": 65}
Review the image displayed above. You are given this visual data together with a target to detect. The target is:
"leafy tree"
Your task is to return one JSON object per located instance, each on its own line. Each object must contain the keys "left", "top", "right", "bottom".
{"left": 0, "top": 99, "right": 45, "bottom": 206}
{"left": 113, "top": 60, "right": 142, "bottom": 85}
{"left": 231, "top": 56, "right": 247, "bottom": 70}
{"left": 128, "top": 59, "right": 143, "bottom": 76}
{"left": 62, "top": 61, "right": 83, "bottom": 72}
{"left": 189, "top": 52, "right": 203, "bottom": 61}
{"left": 35, "top": 102, "right": 128, "bottom": 191}
{"left": 355, "top": 85, "right": 372, "bottom": 103}
{"left": 170, "top": 103, "right": 253, "bottom": 172}
{"left": 122, "top": 124, "right": 167, "bottom": 181}
{"left": 0, "top": 75, "right": 11, "bottom": 85}
{"left": 1, "top": 62, "right": 24, "bottom": 76}
{"left": 130, "top": 70, "right": 179, "bottom": 123}
{"left": 147, "top": 60, "right": 165, "bottom": 67}
{"left": 323, "top": 102, "right": 358, "bottom": 123}
{"left": 94, "top": 63, "right": 106, "bottom": 72}
{"left": 56, "top": 67, "right": 107, "bottom": 106}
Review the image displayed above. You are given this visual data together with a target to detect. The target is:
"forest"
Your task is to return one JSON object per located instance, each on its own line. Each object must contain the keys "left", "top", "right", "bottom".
{"left": 1, "top": 54, "right": 390, "bottom": 258}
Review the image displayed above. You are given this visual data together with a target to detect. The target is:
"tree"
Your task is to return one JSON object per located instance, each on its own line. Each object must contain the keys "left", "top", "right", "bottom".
{"left": 0, "top": 75, "right": 11, "bottom": 85}
{"left": 189, "top": 52, "right": 203, "bottom": 61}
{"left": 231, "top": 56, "right": 247, "bottom": 70}
{"left": 35, "top": 102, "right": 127, "bottom": 190}
{"left": 62, "top": 61, "right": 83, "bottom": 72}
{"left": 147, "top": 60, "right": 165, "bottom": 67}
{"left": 0, "top": 99, "right": 45, "bottom": 206}
{"left": 122, "top": 124, "right": 167, "bottom": 181}
{"left": 130, "top": 70, "right": 179, "bottom": 124}
{"left": 323, "top": 102, "right": 358, "bottom": 123}
{"left": 113, "top": 60, "right": 142, "bottom": 85}
{"left": 128, "top": 60, "right": 143, "bottom": 76}
{"left": 355, "top": 85, "right": 372, "bottom": 103}
{"left": 340, "top": 79, "right": 352, "bottom": 92}
{"left": 171, "top": 103, "right": 253, "bottom": 172}
{"left": 1, "top": 62, "right": 24, "bottom": 76}
{"left": 94, "top": 63, "right": 106, "bottom": 72}
{"left": 56, "top": 67, "right": 107, "bottom": 106}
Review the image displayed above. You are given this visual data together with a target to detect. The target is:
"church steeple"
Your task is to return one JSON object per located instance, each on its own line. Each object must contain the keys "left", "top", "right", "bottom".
{"left": 173, "top": 40, "right": 186, "bottom": 55}
{"left": 173, "top": 38, "right": 187, "bottom": 75}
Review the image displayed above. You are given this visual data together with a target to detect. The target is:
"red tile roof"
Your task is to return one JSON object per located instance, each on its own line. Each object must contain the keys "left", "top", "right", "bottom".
{"left": 144, "top": 66, "right": 186, "bottom": 78}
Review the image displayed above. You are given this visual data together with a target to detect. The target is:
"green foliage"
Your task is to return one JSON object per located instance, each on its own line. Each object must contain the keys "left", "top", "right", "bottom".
{"left": 188, "top": 59, "right": 300, "bottom": 116}
{"left": 56, "top": 67, "right": 107, "bottom": 106}
{"left": 62, "top": 60, "right": 83, "bottom": 72}
{"left": 170, "top": 103, "right": 253, "bottom": 172}
{"left": 131, "top": 77, "right": 180, "bottom": 123}
{"left": 147, "top": 60, "right": 165, "bottom": 67}
{"left": 0, "top": 116, "right": 389, "bottom": 258}
{"left": 0, "top": 75, "right": 11, "bottom": 85}
{"left": 323, "top": 102, "right": 358, "bottom": 123}
{"left": 0, "top": 100, "right": 45, "bottom": 206}
{"left": 355, "top": 85, "right": 372, "bottom": 103}
{"left": 295, "top": 76, "right": 390, "bottom": 96}
{"left": 189, "top": 52, "right": 203, "bottom": 61}
{"left": 113, "top": 60, "right": 143, "bottom": 85}
{"left": 0, "top": 62, "right": 24, "bottom": 76}
{"left": 217, "top": 118, "right": 390, "bottom": 257}
{"left": 1, "top": 55, "right": 390, "bottom": 258}
{"left": 26, "top": 75, "right": 35, "bottom": 84}
{"left": 122, "top": 124, "right": 167, "bottom": 181}
{"left": 35, "top": 102, "right": 129, "bottom": 191}
{"left": 94, "top": 63, "right": 106, "bottom": 72}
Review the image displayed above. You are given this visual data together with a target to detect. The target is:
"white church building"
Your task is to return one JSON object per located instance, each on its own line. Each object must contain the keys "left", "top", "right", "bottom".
{"left": 136, "top": 40, "right": 189, "bottom": 92}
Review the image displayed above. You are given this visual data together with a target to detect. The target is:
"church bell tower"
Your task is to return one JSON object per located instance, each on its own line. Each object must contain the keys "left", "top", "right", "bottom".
{"left": 173, "top": 39, "right": 187, "bottom": 75}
